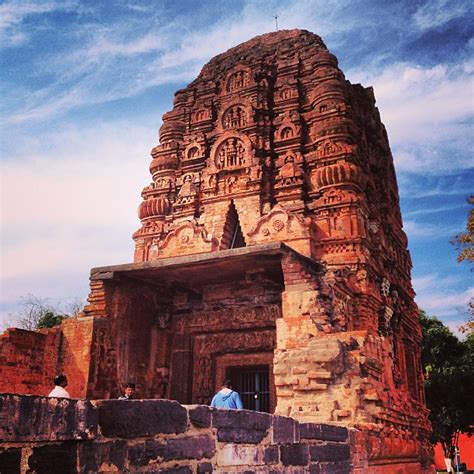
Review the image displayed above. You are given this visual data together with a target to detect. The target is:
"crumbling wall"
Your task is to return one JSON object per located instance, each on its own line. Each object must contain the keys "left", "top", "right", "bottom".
{"left": 0, "top": 328, "right": 61, "bottom": 396}
{"left": 0, "top": 317, "right": 94, "bottom": 398}
{"left": 0, "top": 394, "right": 433, "bottom": 473}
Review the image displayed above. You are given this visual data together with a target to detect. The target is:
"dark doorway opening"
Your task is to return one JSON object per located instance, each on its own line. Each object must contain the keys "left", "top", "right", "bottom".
{"left": 227, "top": 365, "right": 270, "bottom": 412}
{"left": 221, "top": 201, "right": 246, "bottom": 249}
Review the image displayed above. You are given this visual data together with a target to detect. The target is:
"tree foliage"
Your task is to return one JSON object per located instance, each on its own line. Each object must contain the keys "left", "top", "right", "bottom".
{"left": 450, "top": 195, "right": 474, "bottom": 335}
{"left": 450, "top": 194, "right": 474, "bottom": 265}
{"left": 5, "top": 294, "right": 84, "bottom": 331}
{"left": 420, "top": 310, "right": 474, "bottom": 460}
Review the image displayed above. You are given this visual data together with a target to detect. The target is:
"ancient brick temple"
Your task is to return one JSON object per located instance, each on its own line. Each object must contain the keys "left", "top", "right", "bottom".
{"left": 0, "top": 30, "right": 432, "bottom": 471}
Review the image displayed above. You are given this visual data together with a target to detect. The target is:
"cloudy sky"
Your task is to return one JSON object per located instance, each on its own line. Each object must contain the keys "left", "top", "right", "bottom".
{"left": 1, "top": 0, "right": 473, "bottom": 333}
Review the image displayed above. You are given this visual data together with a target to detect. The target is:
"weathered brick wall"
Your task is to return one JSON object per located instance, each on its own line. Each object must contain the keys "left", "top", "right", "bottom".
{"left": 0, "top": 328, "right": 61, "bottom": 396}
{"left": 0, "top": 394, "right": 433, "bottom": 473}
{"left": 0, "top": 317, "right": 94, "bottom": 399}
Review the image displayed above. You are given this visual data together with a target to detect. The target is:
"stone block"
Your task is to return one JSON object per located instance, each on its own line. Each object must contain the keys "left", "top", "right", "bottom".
{"left": 158, "top": 435, "right": 215, "bottom": 461}
{"left": 217, "top": 444, "right": 269, "bottom": 466}
{"left": 189, "top": 405, "right": 211, "bottom": 428}
{"left": 319, "top": 460, "right": 352, "bottom": 473}
{"left": 197, "top": 461, "right": 213, "bottom": 473}
{"left": 280, "top": 443, "right": 309, "bottom": 466}
{"left": 0, "top": 394, "right": 97, "bottom": 442}
{"left": 213, "top": 409, "right": 271, "bottom": 443}
{"left": 264, "top": 445, "right": 279, "bottom": 464}
{"left": 310, "top": 464, "right": 320, "bottom": 474}
{"left": 272, "top": 415, "right": 300, "bottom": 444}
{"left": 0, "top": 448, "right": 21, "bottom": 474}
{"left": 157, "top": 466, "right": 193, "bottom": 474}
{"left": 27, "top": 443, "right": 77, "bottom": 473}
{"left": 94, "top": 399, "right": 187, "bottom": 438}
{"left": 77, "top": 440, "right": 127, "bottom": 472}
{"left": 300, "top": 423, "right": 348, "bottom": 442}
{"left": 309, "top": 443, "right": 350, "bottom": 462}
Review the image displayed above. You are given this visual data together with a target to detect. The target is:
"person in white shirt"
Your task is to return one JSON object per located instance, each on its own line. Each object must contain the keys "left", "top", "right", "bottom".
{"left": 48, "top": 375, "right": 70, "bottom": 398}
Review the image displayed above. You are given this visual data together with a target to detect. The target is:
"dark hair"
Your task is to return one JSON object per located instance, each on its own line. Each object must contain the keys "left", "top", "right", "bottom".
{"left": 222, "top": 379, "right": 232, "bottom": 388}
{"left": 54, "top": 375, "right": 67, "bottom": 386}
{"left": 125, "top": 383, "right": 136, "bottom": 389}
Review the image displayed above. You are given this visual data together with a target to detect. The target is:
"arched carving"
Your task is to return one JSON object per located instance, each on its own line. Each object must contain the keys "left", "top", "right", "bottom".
{"left": 316, "top": 139, "right": 357, "bottom": 158}
{"left": 183, "top": 141, "right": 203, "bottom": 161}
{"left": 226, "top": 70, "right": 250, "bottom": 92}
{"left": 217, "top": 138, "right": 245, "bottom": 169}
{"left": 274, "top": 111, "right": 300, "bottom": 142}
{"left": 222, "top": 105, "right": 248, "bottom": 129}
{"left": 209, "top": 132, "right": 254, "bottom": 173}
{"left": 247, "top": 205, "right": 310, "bottom": 242}
{"left": 281, "top": 127, "right": 294, "bottom": 139}
{"left": 156, "top": 220, "right": 219, "bottom": 259}
{"left": 192, "top": 108, "right": 211, "bottom": 123}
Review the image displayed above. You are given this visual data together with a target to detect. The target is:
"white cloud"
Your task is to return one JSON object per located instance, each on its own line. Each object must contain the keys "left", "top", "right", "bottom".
{"left": 0, "top": 121, "right": 154, "bottom": 304}
{"left": 413, "top": 0, "right": 471, "bottom": 29}
{"left": 415, "top": 285, "right": 473, "bottom": 317}
{"left": 0, "top": 1, "right": 74, "bottom": 47}
{"left": 347, "top": 61, "right": 474, "bottom": 174}
{"left": 413, "top": 273, "right": 463, "bottom": 293}
{"left": 403, "top": 203, "right": 467, "bottom": 217}
{"left": 403, "top": 219, "right": 461, "bottom": 239}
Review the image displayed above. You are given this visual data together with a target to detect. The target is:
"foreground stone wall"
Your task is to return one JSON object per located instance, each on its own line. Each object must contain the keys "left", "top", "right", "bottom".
{"left": 0, "top": 394, "right": 432, "bottom": 473}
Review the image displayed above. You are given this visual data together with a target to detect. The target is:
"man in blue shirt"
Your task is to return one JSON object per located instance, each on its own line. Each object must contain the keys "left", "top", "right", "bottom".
{"left": 210, "top": 379, "right": 243, "bottom": 409}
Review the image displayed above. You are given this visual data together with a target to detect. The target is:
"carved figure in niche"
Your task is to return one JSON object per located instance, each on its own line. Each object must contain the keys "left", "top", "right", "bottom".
{"left": 187, "top": 146, "right": 200, "bottom": 159}
{"left": 153, "top": 367, "right": 169, "bottom": 399}
{"left": 381, "top": 277, "right": 390, "bottom": 297}
{"left": 196, "top": 356, "right": 213, "bottom": 395}
{"left": 227, "top": 70, "right": 250, "bottom": 92}
{"left": 217, "top": 138, "right": 246, "bottom": 169}
{"left": 281, "top": 127, "right": 294, "bottom": 139}
{"left": 177, "top": 174, "right": 198, "bottom": 204}
{"left": 155, "top": 308, "right": 171, "bottom": 329}
{"left": 224, "top": 175, "right": 238, "bottom": 194}
{"left": 280, "top": 88, "right": 292, "bottom": 99}
{"left": 223, "top": 105, "right": 247, "bottom": 129}
{"left": 155, "top": 177, "right": 172, "bottom": 190}
{"left": 194, "top": 110, "right": 206, "bottom": 121}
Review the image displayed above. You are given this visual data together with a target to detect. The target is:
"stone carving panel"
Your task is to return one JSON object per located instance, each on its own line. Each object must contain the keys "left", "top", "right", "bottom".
{"left": 222, "top": 105, "right": 248, "bottom": 129}
{"left": 247, "top": 205, "right": 310, "bottom": 243}
{"left": 226, "top": 69, "right": 251, "bottom": 92}
{"left": 156, "top": 220, "right": 219, "bottom": 259}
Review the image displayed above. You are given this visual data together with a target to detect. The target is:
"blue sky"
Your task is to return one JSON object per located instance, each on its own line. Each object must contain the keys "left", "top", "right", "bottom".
{"left": 0, "top": 0, "right": 473, "bottom": 333}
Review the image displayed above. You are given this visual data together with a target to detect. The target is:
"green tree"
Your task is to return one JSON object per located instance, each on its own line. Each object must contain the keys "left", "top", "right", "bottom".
{"left": 450, "top": 195, "right": 474, "bottom": 334}
{"left": 36, "top": 311, "right": 68, "bottom": 329}
{"left": 451, "top": 194, "right": 474, "bottom": 265}
{"left": 420, "top": 311, "right": 474, "bottom": 468}
{"left": 4, "top": 294, "right": 84, "bottom": 331}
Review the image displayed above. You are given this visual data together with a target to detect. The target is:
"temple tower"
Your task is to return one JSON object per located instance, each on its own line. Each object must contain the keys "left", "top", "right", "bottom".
{"left": 59, "top": 29, "right": 431, "bottom": 470}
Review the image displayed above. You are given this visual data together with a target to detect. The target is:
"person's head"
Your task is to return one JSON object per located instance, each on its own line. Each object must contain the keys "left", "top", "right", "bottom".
{"left": 222, "top": 379, "right": 232, "bottom": 389}
{"left": 124, "top": 383, "right": 136, "bottom": 397}
{"left": 54, "top": 375, "right": 67, "bottom": 388}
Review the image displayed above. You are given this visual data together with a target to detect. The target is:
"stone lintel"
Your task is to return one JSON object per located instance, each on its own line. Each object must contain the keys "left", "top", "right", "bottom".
{"left": 89, "top": 243, "right": 323, "bottom": 288}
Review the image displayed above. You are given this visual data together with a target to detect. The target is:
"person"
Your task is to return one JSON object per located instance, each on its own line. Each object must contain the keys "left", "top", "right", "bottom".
{"left": 118, "top": 382, "right": 136, "bottom": 400}
{"left": 48, "top": 375, "right": 70, "bottom": 398}
{"left": 210, "top": 379, "right": 243, "bottom": 409}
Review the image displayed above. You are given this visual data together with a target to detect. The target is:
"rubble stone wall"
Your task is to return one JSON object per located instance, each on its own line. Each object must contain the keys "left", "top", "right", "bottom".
{"left": 0, "top": 394, "right": 432, "bottom": 473}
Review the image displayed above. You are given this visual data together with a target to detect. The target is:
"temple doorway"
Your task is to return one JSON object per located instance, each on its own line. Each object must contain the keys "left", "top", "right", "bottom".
{"left": 227, "top": 365, "right": 270, "bottom": 412}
